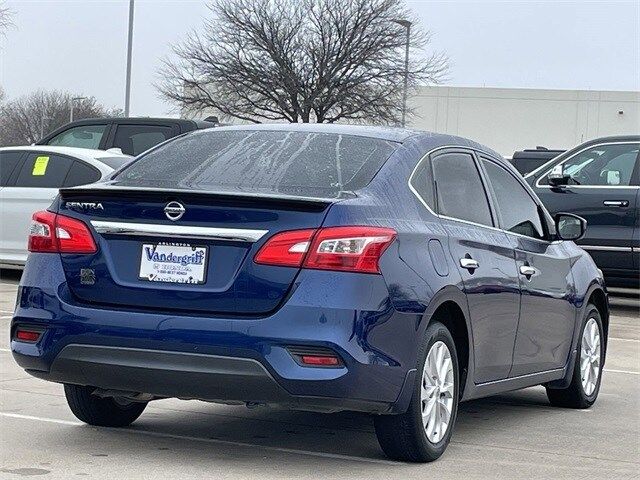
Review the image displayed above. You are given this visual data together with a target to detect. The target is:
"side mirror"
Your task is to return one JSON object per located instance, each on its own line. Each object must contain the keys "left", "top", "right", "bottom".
{"left": 555, "top": 213, "right": 586, "bottom": 241}
{"left": 548, "top": 164, "right": 570, "bottom": 187}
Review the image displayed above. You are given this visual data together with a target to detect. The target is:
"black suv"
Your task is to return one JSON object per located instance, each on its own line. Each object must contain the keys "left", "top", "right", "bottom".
{"left": 526, "top": 135, "right": 639, "bottom": 287}
{"left": 37, "top": 117, "right": 218, "bottom": 157}
{"left": 510, "top": 146, "right": 565, "bottom": 175}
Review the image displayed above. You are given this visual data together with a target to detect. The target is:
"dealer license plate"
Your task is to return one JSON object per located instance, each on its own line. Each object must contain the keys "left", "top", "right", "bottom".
{"left": 139, "top": 243, "right": 207, "bottom": 284}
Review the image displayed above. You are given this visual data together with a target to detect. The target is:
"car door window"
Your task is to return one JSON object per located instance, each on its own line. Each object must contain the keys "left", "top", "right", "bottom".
{"left": 541, "top": 143, "right": 639, "bottom": 186}
{"left": 431, "top": 152, "right": 493, "bottom": 227}
{"left": 0, "top": 151, "right": 25, "bottom": 186}
{"left": 482, "top": 158, "right": 546, "bottom": 240}
{"left": 47, "top": 125, "right": 108, "bottom": 149}
{"left": 14, "top": 153, "right": 74, "bottom": 188}
{"left": 63, "top": 161, "right": 101, "bottom": 187}
{"left": 113, "top": 125, "right": 174, "bottom": 156}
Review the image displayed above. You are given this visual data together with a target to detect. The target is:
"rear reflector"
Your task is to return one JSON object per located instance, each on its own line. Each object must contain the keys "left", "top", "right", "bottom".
{"left": 254, "top": 226, "right": 396, "bottom": 274}
{"left": 15, "top": 329, "right": 41, "bottom": 342}
{"left": 287, "top": 346, "right": 343, "bottom": 367}
{"left": 28, "top": 211, "right": 97, "bottom": 254}
{"left": 300, "top": 355, "right": 340, "bottom": 366}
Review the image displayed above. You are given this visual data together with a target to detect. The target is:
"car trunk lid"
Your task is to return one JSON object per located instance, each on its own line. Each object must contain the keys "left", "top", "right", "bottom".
{"left": 57, "top": 187, "right": 334, "bottom": 315}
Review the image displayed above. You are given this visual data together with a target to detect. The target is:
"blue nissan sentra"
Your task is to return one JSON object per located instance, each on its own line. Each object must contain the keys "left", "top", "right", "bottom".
{"left": 11, "top": 124, "right": 608, "bottom": 462}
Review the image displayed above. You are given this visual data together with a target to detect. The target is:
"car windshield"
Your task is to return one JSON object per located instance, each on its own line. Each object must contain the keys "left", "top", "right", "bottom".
{"left": 113, "top": 130, "right": 398, "bottom": 198}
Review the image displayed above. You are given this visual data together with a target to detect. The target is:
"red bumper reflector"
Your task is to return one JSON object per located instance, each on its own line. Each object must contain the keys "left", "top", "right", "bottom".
{"left": 15, "top": 330, "right": 41, "bottom": 342}
{"left": 300, "top": 355, "right": 340, "bottom": 366}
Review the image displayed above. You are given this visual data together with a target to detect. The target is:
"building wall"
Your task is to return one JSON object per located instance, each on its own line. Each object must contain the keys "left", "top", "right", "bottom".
{"left": 407, "top": 86, "right": 640, "bottom": 156}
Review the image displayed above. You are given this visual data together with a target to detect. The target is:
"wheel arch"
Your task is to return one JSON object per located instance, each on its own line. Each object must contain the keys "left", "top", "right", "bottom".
{"left": 419, "top": 286, "right": 473, "bottom": 400}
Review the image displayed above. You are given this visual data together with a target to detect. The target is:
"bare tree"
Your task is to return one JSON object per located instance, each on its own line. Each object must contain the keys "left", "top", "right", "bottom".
{"left": 0, "top": 90, "right": 120, "bottom": 146}
{"left": 0, "top": 2, "right": 13, "bottom": 35}
{"left": 158, "top": 0, "right": 447, "bottom": 124}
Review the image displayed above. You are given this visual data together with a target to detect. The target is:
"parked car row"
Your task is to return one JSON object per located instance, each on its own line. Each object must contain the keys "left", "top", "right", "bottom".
{"left": 7, "top": 123, "right": 623, "bottom": 462}
{"left": 37, "top": 116, "right": 219, "bottom": 156}
{"left": 0, "top": 146, "right": 132, "bottom": 267}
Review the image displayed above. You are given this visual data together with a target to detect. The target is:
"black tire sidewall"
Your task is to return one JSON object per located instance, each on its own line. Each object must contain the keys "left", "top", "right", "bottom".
{"left": 409, "top": 321, "right": 460, "bottom": 458}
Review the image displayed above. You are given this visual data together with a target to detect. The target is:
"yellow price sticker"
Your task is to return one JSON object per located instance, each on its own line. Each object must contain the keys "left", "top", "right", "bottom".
{"left": 32, "top": 156, "right": 50, "bottom": 176}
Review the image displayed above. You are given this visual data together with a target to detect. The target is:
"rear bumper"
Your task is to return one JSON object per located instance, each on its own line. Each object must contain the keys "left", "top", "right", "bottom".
{"left": 11, "top": 254, "right": 420, "bottom": 414}
{"left": 26, "top": 344, "right": 390, "bottom": 413}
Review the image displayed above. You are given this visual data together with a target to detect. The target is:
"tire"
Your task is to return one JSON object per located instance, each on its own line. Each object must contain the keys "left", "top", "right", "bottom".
{"left": 546, "top": 304, "right": 604, "bottom": 409}
{"left": 374, "top": 321, "right": 459, "bottom": 462}
{"left": 64, "top": 384, "right": 147, "bottom": 427}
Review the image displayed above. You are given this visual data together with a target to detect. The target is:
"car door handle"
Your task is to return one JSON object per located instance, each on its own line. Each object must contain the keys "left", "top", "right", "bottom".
{"left": 460, "top": 257, "right": 479, "bottom": 270}
{"left": 519, "top": 265, "right": 538, "bottom": 279}
{"left": 603, "top": 200, "right": 629, "bottom": 207}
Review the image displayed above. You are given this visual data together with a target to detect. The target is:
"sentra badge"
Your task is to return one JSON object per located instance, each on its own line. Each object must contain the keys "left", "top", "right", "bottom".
{"left": 66, "top": 202, "right": 104, "bottom": 211}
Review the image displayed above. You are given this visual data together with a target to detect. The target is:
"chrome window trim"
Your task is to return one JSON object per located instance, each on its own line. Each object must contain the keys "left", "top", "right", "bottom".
{"left": 581, "top": 245, "right": 633, "bottom": 252}
{"left": 531, "top": 141, "right": 640, "bottom": 189}
{"left": 409, "top": 145, "right": 559, "bottom": 245}
{"left": 90, "top": 221, "right": 268, "bottom": 242}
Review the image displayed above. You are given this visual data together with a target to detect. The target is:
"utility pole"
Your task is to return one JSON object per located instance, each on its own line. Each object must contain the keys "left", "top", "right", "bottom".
{"left": 40, "top": 114, "right": 51, "bottom": 140}
{"left": 124, "top": 0, "right": 135, "bottom": 116}
{"left": 392, "top": 19, "right": 412, "bottom": 128}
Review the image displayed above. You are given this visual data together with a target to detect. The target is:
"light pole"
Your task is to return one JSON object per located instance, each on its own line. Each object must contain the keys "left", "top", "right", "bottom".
{"left": 40, "top": 115, "right": 51, "bottom": 140}
{"left": 70, "top": 96, "right": 87, "bottom": 122}
{"left": 124, "top": 0, "right": 135, "bottom": 116}
{"left": 392, "top": 19, "right": 411, "bottom": 128}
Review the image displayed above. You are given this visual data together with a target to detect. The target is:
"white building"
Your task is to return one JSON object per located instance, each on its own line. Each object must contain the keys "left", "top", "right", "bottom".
{"left": 186, "top": 86, "right": 640, "bottom": 157}
{"left": 406, "top": 86, "right": 640, "bottom": 156}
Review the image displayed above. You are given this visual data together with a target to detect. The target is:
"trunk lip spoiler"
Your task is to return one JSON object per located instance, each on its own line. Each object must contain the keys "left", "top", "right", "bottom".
{"left": 58, "top": 185, "right": 351, "bottom": 206}
{"left": 90, "top": 220, "right": 268, "bottom": 242}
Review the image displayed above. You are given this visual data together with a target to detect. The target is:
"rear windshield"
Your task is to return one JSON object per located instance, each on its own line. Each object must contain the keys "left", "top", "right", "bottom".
{"left": 100, "top": 156, "right": 133, "bottom": 169}
{"left": 113, "top": 130, "right": 397, "bottom": 197}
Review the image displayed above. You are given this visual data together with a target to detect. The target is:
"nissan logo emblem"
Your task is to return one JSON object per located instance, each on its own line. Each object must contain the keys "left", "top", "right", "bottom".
{"left": 164, "top": 201, "right": 186, "bottom": 221}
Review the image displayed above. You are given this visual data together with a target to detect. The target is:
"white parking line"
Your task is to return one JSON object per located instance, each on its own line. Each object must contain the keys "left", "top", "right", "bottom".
{"left": 0, "top": 412, "right": 398, "bottom": 465}
{"left": 604, "top": 368, "right": 640, "bottom": 375}
{"left": 609, "top": 337, "right": 640, "bottom": 343}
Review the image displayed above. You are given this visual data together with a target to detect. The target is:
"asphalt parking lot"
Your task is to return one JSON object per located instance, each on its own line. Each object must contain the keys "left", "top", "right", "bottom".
{"left": 0, "top": 269, "right": 638, "bottom": 479}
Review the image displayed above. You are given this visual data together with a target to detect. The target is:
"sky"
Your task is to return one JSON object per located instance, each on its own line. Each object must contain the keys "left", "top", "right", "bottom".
{"left": 0, "top": 0, "right": 638, "bottom": 117}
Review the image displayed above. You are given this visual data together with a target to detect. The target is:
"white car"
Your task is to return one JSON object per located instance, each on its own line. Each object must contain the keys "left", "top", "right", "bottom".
{"left": 0, "top": 146, "right": 132, "bottom": 268}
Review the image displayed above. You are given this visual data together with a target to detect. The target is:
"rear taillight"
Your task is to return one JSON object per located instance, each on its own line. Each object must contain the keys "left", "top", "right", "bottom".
{"left": 254, "top": 229, "right": 316, "bottom": 267}
{"left": 304, "top": 226, "right": 396, "bottom": 273}
{"left": 28, "top": 211, "right": 97, "bottom": 254}
{"left": 254, "top": 226, "right": 396, "bottom": 274}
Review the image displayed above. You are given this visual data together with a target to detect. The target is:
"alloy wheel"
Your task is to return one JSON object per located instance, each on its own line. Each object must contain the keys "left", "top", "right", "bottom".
{"left": 580, "top": 318, "right": 601, "bottom": 396}
{"left": 421, "top": 341, "right": 455, "bottom": 443}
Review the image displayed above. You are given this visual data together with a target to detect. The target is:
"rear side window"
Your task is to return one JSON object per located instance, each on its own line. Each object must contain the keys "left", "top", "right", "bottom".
{"left": 409, "top": 157, "right": 436, "bottom": 211}
{"left": 113, "top": 125, "right": 174, "bottom": 156}
{"left": 115, "top": 130, "right": 398, "bottom": 197}
{"left": 14, "top": 153, "right": 74, "bottom": 188}
{"left": 431, "top": 152, "right": 493, "bottom": 227}
{"left": 482, "top": 159, "right": 545, "bottom": 240}
{"left": 63, "top": 161, "right": 101, "bottom": 187}
{"left": 48, "top": 124, "right": 107, "bottom": 149}
{"left": 0, "top": 151, "right": 24, "bottom": 186}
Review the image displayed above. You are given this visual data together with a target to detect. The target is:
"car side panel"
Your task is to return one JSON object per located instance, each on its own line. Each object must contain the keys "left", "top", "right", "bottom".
{"left": 508, "top": 237, "right": 577, "bottom": 376}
